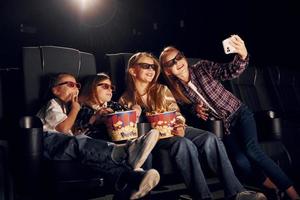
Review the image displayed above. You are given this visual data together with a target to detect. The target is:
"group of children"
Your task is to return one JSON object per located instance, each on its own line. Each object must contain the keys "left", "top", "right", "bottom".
{"left": 37, "top": 35, "right": 299, "bottom": 200}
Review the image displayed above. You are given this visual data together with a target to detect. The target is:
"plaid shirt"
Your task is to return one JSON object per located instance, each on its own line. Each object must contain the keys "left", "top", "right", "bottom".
{"left": 176, "top": 55, "right": 249, "bottom": 133}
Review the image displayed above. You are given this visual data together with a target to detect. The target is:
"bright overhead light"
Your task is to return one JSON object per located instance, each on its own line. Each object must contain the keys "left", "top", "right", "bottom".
{"left": 72, "top": 0, "right": 118, "bottom": 27}
{"left": 79, "top": 0, "right": 99, "bottom": 11}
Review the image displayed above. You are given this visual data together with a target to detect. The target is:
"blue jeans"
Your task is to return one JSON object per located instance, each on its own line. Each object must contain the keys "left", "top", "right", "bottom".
{"left": 43, "top": 132, "right": 130, "bottom": 187}
{"left": 223, "top": 104, "right": 292, "bottom": 190}
{"left": 154, "top": 127, "right": 244, "bottom": 200}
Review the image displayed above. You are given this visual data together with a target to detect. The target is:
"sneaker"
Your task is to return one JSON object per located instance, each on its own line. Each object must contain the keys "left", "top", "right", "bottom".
{"left": 235, "top": 191, "right": 267, "bottom": 200}
{"left": 127, "top": 129, "right": 159, "bottom": 169}
{"left": 130, "top": 169, "right": 160, "bottom": 200}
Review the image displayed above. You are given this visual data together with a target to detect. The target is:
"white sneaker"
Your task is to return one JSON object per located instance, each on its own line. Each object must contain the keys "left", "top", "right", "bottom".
{"left": 130, "top": 169, "right": 160, "bottom": 200}
{"left": 127, "top": 129, "right": 159, "bottom": 169}
{"left": 236, "top": 191, "right": 267, "bottom": 200}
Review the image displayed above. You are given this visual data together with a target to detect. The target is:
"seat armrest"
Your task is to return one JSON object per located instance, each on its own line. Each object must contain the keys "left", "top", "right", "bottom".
{"left": 255, "top": 110, "right": 279, "bottom": 119}
{"left": 206, "top": 118, "right": 224, "bottom": 139}
{"left": 137, "top": 123, "right": 151, "bottom": 136}
{"left": 255, "top": 110, "right": 282, "bottom": 141}
{"left": 12, "top": 116, "right": 44, "bottom": 195}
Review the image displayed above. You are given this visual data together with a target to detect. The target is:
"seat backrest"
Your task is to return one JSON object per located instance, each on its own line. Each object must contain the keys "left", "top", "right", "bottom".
{"left": 0, "top": 140, "right": 13, "bottom": 200}
{"left": 253, "top": 66, "right": 284, "bottom": 112}
{"left": 229, "top": 66, "right": 262, "bottom": 112}
{"left": 104, "top": 53, "right": 133, "bottom": 100}
{"left": 265, "top": 66, "right": 300, "bottom": 117}
{"left": 294, "top": 68, "right": 300, "bottom": 106}
{"left": 22, "top": 46, "right": 97, "bottom": 114}
{"left": 0, "top": 76, "right": 3, "bottom": 121}
{"left": 187, "top": 58, "right": 199, "bottom": 66}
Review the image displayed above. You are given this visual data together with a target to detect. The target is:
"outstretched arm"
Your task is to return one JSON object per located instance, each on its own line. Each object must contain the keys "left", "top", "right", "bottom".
{"left": 195, "top": 35, "right": 249, "bottom": 81}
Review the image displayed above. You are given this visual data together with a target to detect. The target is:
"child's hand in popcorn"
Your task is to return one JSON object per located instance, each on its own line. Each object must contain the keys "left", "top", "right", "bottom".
{"left": 89, "top": 107, "right": 114, "bottom": 124}
{"left": 96, "top": 107, "right": 114, "bottom": 116}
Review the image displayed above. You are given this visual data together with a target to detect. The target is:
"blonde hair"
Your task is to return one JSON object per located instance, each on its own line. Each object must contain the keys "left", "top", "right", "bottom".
{"left": 79, "top": 73, "right": 111, "bottom": 106}
{"left": 159, "top": 46, "right": 191, "bottom": 104}
{"left": 124, "top": 52, "right": 166, "bottom": 111}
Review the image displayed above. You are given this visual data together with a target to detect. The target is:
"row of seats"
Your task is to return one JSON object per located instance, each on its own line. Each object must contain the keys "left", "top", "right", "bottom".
{"left": 230, "top": 65, "right": 300, "bottom": 120}
{"left": 6, "top": 47, "right": 195, "bottom": 199}
{"left": 5, "top": 46, "right": 107, "bottom": 199}
{"left": 103, "top": 53, "right": 296, "bottom": 179}
{"left": 1, "top": 46, "right": 299, "bottom": 199}
{"left": 224, "top": 64, "right": 300, "bottom": 178}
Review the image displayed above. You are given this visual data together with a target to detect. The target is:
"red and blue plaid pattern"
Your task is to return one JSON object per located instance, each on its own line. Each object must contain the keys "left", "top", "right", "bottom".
{"left": 177, "top": 55, "right": 249, "bottom": 133}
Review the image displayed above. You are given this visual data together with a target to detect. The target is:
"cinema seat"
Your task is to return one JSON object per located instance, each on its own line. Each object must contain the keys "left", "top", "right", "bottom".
{"left": 0, "top": 140, "right": 13, "bottom": 200}
{"left": 104, "top": 53, "right": 133, "bottom": 101}
{"left": 263, "top": 65, "right": 300, "bottom": 178}
{"left": 264, "top": 66, "right": 300, "bottom": 120}
{"left": 12, "top": 46, "right": 110, "bottom": 199}
{"left": 228, "top": 65, "right": 292, "bottom": 172}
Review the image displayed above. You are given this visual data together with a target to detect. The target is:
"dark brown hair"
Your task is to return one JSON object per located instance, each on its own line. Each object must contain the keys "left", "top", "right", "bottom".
{"left": 79, "top": 73, "right": 111, "bottom": 106}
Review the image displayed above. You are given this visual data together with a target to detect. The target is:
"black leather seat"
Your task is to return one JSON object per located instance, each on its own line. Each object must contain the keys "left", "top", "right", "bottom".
{"left": 0, "top": 140, "right": 13, "bottom": 200}
{"left": 104, "top": 53, "right": 133, "bottom": 101}
{"left": 230, "top": 66, "right": 283, "bottom": 140}
{"left": 13, "top": 46, "right": 109, "bottom": 199}
{"left": 264, "top": 66, "right": 300, "bottom": 120}
{"left": 227, "top": 65, "right": 292, "bottom": 171}
{"left": 22, "top": 46, "right": 97, "bottom": 114}
{"left": 262, "top": 65, "right": 300, "bottom": 178}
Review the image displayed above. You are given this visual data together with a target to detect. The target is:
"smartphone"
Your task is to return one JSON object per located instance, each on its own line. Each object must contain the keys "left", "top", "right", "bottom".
{"left": 222, "top": 37, "right": 236, "bottom": 54}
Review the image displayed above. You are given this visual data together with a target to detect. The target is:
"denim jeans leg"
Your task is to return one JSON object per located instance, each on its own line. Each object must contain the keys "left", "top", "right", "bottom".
{"left": 185, "top": 126, "right": 244, "bottom": 198}
{"left": 231, "top": 105, "right": 292, "bottom": 190}
{"left": 76, "top": 136, "right": 130, "bottom": 187}
{"left": 43, "top": 132, "right": 79, "bottom": 160}
{"left": 223, "top": 127, "right": 266, "bottom": 186}
{"left": 155, "top": 136, "right": 212, "bottom": 200}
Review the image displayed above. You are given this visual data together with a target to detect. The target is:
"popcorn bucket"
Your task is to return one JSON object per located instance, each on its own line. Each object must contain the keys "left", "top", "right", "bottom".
{"left": 105, "top": 110, "right": 138, "bottom": 142}
{"left": 146, "top": 111, "right": 176, "bottom": 139}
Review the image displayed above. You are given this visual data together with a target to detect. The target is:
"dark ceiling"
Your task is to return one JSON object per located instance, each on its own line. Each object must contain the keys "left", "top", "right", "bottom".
{"left": 1, "top": 0, "right": 299, "bottom": 68}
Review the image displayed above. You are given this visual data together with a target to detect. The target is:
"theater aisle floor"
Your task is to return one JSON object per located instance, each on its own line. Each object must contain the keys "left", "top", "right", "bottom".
{"left": 90, "top": 177, "right": 225, "bottom": 200}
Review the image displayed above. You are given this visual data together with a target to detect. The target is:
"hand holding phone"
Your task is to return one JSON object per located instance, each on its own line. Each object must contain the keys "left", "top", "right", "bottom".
{"left": 222, "top": 37, "right": 237, "bottom": 54}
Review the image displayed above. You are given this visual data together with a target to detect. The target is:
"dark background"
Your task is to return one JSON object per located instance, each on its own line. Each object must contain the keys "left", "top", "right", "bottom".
{"left": 1, "top": 0, "right": 299, "bottom": 70}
